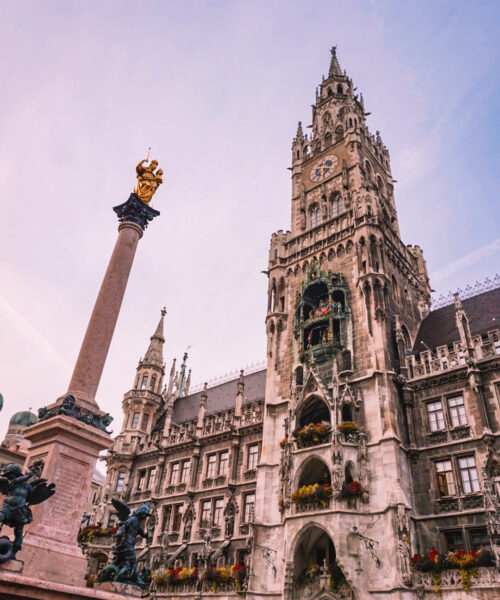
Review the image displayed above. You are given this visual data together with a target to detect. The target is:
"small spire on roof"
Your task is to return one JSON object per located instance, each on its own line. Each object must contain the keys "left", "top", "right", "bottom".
{"left": 328, "top": 46, "right": 342, "bottom": 77}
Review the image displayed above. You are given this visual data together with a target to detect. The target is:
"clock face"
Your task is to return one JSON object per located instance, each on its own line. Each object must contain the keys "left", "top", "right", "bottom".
{"left": 310, "top": 155, "right": 338, "bottom": 182}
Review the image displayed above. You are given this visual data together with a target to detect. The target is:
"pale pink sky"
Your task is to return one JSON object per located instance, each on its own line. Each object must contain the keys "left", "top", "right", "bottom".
{"left": 1, "top": 1, "right": 498, "bottom": 439}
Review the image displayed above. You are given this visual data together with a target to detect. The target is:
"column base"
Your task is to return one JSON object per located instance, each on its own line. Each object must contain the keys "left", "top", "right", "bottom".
{"left": 18, "top": 415, "right": 112, "bottom": 587}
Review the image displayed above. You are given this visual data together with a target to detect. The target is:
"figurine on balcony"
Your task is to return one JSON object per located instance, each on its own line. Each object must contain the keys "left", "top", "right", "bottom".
{"left": 98, "top": 499, "right": 151, "bottom": 589}
{"left": 0, "top": 463, "right": 55, "bottom": 563}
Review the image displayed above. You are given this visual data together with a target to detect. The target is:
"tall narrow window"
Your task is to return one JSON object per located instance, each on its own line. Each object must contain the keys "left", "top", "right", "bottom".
{"left": 447, "top": 396, "right": 467, "bottom": 427}
{"left": 141, "top": 414, "right": 149, "bottom": 431}
{"left": 243, "top": 493, "right": 255, "bottom": 523}
{"left": 137, "top": 470, "right": 146, "bottom": 491}
{"left": 310, "top": 206, "right": 321, "bottom": 227}
{"left": 180, "top": 460, "right": 190, "bottom": 484}
{"left": 149, "top": 376, "right": 157, "bottom": 391}
{"left": 170, "top": 462, "right": 179, "bottom": 485}
{"left": 458, "top": 456, "right": 479, "bottom": 493}
{"left": 115, "top": 470, "right": 126, "bottom": 492}
{"left": 218, "top": 451, "right": 229, "bottom": 476}
{"left": 213, "top": 498, "right": 224, "bottom": 526}
{"left": 427, "top": 401, "right": 445, "bottom": 431}
{"left": 131, "top": 412, "right": 140, "bottom": 429}
{"left": 247, "top": 444, "right": 259, "bottom": 470}
{"left": 161, "top": 506, "right": 172, "bottom": 532}
{"left": 172, "top": 504, "right": 183, "bottom": 531}
{"left": 147, "top": 467, "right": 156, "bottom": 490}
{"left": 435, "top": 460, "right": 456, "bottom": 497}
{"left": 141, "top": 375, "right": 148, "bottom": 389}
{"left": 331, "top": 195, "right": 344, "bottom": 217}
{"left": 107, "top": 513, "right": 118, "bottom": 528}
{"left": 206, "top": 454, "right": 217, "bottom": 478}
{"left": 201, "top": 500, "right": 211, "bottom": 528}
{"left": 444, "top": 530, "right": 465, "bottom": 553}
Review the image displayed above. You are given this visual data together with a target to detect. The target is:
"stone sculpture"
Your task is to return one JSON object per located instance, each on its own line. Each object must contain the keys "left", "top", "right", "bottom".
{"left": 0, "top": 463, "right": 55, "bottom": 563}
{"left": 98, "top": 499, "right": 151, "bottom": 588}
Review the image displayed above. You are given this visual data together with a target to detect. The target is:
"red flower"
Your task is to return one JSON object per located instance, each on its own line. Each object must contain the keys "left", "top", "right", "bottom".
{"left": 412, "top": 554, "right": 421, "bottom": 564}
{"left": 429, "top": 547, "right": 438, "bottom": 562}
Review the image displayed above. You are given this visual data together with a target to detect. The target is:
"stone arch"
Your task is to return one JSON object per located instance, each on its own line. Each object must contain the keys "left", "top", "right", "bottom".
{"left": 296, "top": 394, "right": 331, "bottom": 429}
{"left": 294, "top": 455, "right": 331, "bottom": 490}
{"left": 289, "top": 523, "right": 353, "bottom": 599}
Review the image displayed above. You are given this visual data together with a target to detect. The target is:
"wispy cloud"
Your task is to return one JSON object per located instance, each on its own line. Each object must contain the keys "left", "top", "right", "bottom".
{"left": 431, "top": 237, "right": 500, "bottom": 282}
{"left": 0, "top": 294, "right": 70, "bottom": 372}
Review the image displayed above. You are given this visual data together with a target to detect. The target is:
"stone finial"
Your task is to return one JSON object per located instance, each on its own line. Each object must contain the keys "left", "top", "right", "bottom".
{"left": 143, "top": 308, "right": 166, "bottom": 366}
{"left": 295, "top": 121, "right": 304, "bottom": 142}
{"left": 237, "top": 369, "right": 245, "bottom": 395}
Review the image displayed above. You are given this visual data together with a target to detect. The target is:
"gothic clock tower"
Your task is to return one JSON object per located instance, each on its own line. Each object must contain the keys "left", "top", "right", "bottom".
{"left": 250, "top": 48, "right": 431, "bottom": 600}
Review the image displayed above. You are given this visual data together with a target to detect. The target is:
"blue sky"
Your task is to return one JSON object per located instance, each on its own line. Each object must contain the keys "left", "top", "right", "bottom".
{"left": 0, "top": 0, "right": 498, "bottom": 438}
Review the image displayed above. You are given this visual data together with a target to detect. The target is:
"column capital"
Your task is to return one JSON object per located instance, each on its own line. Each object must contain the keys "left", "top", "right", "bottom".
{"left": 113, "top": 193, "right": 160, "bottom": 231}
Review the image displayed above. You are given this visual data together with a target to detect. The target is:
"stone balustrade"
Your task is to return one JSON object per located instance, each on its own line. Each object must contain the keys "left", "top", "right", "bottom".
{"left": 413, "top": 567, "right": 500, "bottom": 590}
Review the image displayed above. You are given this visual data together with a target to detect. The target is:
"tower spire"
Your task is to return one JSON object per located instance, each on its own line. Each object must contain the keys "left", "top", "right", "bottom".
{"left": 328, "top": 46, "right": 342, "bottom": 77}
{"left": 143, "top": 307, "right": 166, "bottom": 366}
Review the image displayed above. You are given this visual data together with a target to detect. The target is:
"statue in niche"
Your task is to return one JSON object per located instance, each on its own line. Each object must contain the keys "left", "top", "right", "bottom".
{"left": 0, "top": 463, "right": 55, "bottom": 563}
{"left": 134, "top": 158, "right": 163, "bottom": 205}
{"left": 98, "top": 499, "right": 151, "bottom": 588}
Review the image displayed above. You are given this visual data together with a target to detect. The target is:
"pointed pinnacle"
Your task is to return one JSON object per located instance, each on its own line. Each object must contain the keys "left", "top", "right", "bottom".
{"left": 328, "top": 45, "right": 342, "bottom": 77}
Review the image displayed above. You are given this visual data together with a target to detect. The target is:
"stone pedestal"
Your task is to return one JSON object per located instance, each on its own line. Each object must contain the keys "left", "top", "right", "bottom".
{"left": 94, "top": 581, "right": 143, "bottom": 597}
{"left": 0, "top": 559, "right": 24, "bottom": 574}
{"left": 17, "top": 415, "right": 112, "bottom": 586}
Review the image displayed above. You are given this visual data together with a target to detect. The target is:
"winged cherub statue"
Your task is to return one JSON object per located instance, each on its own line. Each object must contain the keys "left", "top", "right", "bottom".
{"left": 0, "top": 463, "right": 55, "bottom": 563}
{"left": 98, "top": 499, "right": 151, "bottom": 588}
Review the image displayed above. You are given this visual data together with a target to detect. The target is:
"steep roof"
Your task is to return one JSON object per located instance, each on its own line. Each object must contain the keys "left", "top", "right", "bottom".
{"left": 153, "top": 368, "right": 266, "bottom": 432}
{"left": 413, "top": 287, "right": 500, "bottom": 353}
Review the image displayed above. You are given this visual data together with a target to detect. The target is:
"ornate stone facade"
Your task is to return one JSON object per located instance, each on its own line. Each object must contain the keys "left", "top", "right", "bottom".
{"left": 84, "top": 48, "right": 500, "bottom": 599}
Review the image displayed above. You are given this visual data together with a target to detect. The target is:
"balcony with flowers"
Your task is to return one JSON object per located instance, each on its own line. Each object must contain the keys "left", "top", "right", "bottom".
{"left": 151, "top": 563, "right": 247, "bottom": 596}
{"left": 412, "top": 547, "right": 498, "bottom": 593}
{"left": 291, "top": 457, "right": 332, "bottom": 513}
{"left": 293, "top": 396, "right": 331, "bottom": 451}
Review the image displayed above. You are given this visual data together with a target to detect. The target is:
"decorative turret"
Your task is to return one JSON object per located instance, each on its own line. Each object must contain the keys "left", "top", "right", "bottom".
{"left": 328, "top": 46, "right": 342, "bottom": 77}
{"left": 121, "top": 308, "right": 166, "bottom": 435}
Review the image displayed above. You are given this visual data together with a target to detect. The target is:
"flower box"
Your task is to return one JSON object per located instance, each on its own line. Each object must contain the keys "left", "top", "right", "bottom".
{"left": 337, "top": 421, "right": 357, "bottom": 432}
{"left": 412, "top": 547, "right": 494, "bottom": 592}
{"left": 293, "top": 422, "right": 330, "bottom": 447}
{"left": 340, "top": 481, "right": 362, "bottom": 498}
{"left": 291, "top": 483, "right": 333, "bottom": 506}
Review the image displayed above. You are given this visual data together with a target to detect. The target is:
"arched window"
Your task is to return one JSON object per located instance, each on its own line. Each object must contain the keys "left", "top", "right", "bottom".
{"left": 324, "top": 132, "right": 332, "bottom": 147}
{"left": 335, "top": 125, "right": 344, "bottom": 142}
{"left": 341, "top": 404, "right": 353, "bottom": 422}
{"left": 349, "top": 117, "right": 353, "bottom": 128}
{"left": 297, "top": 396, "right": 330, "bottom": 429}
{"left": 310, "top": 205, "right": 321, "bottom": 227}
{"left": 295, "top": 366, "right": 303, "bottom": 386}
{"left": 344, "top": 462, "right": 355, "bottom": 485}
{"left": 331, "top": 192, "right": 344, "bottom": 217}
{"left": 327, "top": 87, "right": 333, "bottom": 97}
{"left": 365, "top": 161, "right": 372, "bottom": 180}
{"left": 296, "top": 149, "right": 300, "bottom": 159}
{"left": 337, "top": 84, "right": 343, "bottom": 94}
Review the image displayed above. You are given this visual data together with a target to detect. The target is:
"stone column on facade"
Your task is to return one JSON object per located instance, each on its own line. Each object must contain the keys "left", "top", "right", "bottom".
{"left": 17, "top": 193, "right": 161, "bottom": 587}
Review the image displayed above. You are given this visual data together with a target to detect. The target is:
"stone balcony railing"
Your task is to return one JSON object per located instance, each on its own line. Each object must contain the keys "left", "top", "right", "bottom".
{"left": 414, "top": 567, "right": 500, "bottom": 591}
{"left": 153, "top": 580, "right": 239, "bottom": 596}
{"left": 435, "top": 493, "right": 484, "bottom": 513}
{"left": 407, "top": 330, "right": 500, "bottom": 380}
{"left": 292, "top": 498, "right": 331, "bottom": 514}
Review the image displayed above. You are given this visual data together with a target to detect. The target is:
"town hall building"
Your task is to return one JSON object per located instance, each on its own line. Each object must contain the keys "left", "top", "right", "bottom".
{"left": 81, "top": 48, "right": 500, "bottom": 599}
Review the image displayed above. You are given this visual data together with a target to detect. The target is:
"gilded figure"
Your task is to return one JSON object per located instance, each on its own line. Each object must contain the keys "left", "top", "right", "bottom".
{"left": 134, "top": 158, "right": 163, "bottom": 205}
